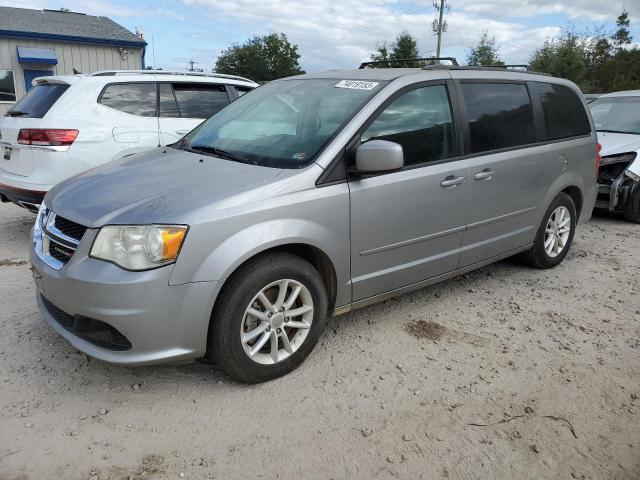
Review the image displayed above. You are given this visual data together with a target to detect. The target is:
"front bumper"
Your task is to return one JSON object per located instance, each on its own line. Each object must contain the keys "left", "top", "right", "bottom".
{"left": 30, "top": 227, "right": 220, "bottom": 366}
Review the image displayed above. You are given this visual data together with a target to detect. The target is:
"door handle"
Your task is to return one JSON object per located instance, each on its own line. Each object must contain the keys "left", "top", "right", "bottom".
{"left": 474, "top": 169, "right": 495, "bottom": 181}
{"left": 440, "top": 175, "right": 465, "bottom": 188}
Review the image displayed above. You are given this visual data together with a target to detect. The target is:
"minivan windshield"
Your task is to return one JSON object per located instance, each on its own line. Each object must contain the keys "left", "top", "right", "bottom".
{"left": 179, "top": 78, "right": 387, "bottom": 168}
{"left": 589, "top": 96, "right": 640, "bottom": 135}
{"left": 6, "top": 83, "right": 69, "bottom": 118}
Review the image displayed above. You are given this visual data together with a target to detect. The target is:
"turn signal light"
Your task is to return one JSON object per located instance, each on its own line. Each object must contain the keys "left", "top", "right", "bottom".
{"left": 595, "top": 142, "right": 602, "bottom": 175}
{"left": 17, "top": 129, "right": 79, "bottom": 147}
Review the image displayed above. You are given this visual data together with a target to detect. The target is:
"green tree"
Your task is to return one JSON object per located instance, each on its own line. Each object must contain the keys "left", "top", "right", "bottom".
{"left": 369, "top": 31, "right": 420, "bottom": 67}
{"left": 466, "top": 31, "right": 504, "bottom": 66}
{"left": 215, "top": 33, "right": 304, "bottom": 82}
{"left": 529, "top": 30, "right": 589, "bottom": 89}
{"left": 609, "top": 10, "right": 636, "bottom": 90}
{"left": 391, "top": 31, "right": 420, "bottom": 63}
{"left": 611, "top": 9, "right": 632, "bottom": 51}
{"left": 529, "top": 11, "right": 640, "bottom": 93}
{"left": 584, "top": 31, "right": 613, "bottom": 92}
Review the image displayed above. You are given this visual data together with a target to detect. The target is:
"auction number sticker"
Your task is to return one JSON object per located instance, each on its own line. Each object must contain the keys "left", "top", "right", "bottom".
{"left": 334, "top": 80, "right": 379, "bottom": 90}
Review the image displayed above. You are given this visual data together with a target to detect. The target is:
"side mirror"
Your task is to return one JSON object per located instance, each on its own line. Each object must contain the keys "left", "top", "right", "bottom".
{"left": 353, "top": 140, "right": 404, "bottom": 175}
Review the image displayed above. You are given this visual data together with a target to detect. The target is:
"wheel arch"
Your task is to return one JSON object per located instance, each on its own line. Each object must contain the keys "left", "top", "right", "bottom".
{"left": 537, "top": 170, "right": 588, "bottom": 227}
{"left": 562, "top": 185, "right": 583, "bottom": 220}
{"left": 203, "top": 242, "right": 339, "bottom": 361}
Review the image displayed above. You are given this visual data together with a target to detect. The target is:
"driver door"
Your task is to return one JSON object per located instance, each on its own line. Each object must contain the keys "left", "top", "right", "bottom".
{"left": 349, "top": 82, "right": 470, "bottom": 301}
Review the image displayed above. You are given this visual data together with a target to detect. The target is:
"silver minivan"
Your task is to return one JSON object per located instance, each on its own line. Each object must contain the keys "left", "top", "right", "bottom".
{"left": 30, "top": 67, "right": 598, "bottom": 382}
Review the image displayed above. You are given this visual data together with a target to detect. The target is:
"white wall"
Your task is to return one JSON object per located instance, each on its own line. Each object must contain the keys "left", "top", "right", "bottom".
{"left": 0, "top": 38, "right": 143, "bottom": 115}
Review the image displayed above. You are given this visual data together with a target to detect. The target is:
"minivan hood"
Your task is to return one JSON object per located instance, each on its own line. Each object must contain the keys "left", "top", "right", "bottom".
{"left": 598, "top": 131, "right": 640, "bottom": 157}
{"left": 46, "top": 148, "right": 285, "bottom": 227}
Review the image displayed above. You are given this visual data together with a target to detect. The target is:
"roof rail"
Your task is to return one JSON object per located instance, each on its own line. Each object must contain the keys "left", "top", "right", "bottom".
{"left": 486, "top": 64, "right": 530, "bottom": 70}
{"left": 90, "top": 70, "right": 256, "bottom": 84}
{"left": 359, "top": 57, "right": 459, "bottom": 69}
{"left": 420, "top": 64, "right": 551, "bottom": 76}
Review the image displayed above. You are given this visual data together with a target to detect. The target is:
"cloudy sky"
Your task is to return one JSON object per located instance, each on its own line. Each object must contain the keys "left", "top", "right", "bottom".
{"left": 1, "top": 0, "right": 639, "bottom": 72}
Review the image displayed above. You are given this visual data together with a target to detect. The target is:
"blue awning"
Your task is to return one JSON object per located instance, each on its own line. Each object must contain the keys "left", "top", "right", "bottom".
{"left": 17, "top": 47, "right": 58, "bottom": 65}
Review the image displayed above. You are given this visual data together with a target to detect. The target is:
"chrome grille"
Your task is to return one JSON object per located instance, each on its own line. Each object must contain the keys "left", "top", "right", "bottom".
{"left": 53, "top": 216, "right": 87, "bottom": 242}
{"left": 34, "top": 206, "right": 85, "bottom": 270}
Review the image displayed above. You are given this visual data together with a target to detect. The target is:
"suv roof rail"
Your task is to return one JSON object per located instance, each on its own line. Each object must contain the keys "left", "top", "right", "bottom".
{"left": 420, "top": 64, "right": 551, "bottom": 76}
{"left": 90, "top": 70, "right": 255, "bottom": 83}
{"left": 359, "top": 57, "right": 459, "bottom": 69}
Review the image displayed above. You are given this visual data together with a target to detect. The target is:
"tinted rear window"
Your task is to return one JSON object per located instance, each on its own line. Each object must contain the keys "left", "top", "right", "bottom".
{"left": 172, "top": 84, "right": 230, "bottom": 119}
{"left": 530, "top": 82, "right": 591, "bottom": 140}
{"left": 6, "top": 84, "right": 69, "bottom": 118}
{"left": 99, "top": 83, "right": 157, "bottom": 117}
{"left": 461, "top": 82, "right": 536, "bottom": 154}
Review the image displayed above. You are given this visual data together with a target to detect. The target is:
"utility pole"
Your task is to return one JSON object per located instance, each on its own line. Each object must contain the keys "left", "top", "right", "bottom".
{"left": 188, "top": 60, "right": 197, "bottom": 72}
{"left": 433, "top": 0, "right": 448, "bottom": 59}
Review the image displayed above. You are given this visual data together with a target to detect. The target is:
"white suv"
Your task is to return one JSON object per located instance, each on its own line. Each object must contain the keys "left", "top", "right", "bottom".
{"left": 0, "top": 70, "right": 257, "bottom": 212}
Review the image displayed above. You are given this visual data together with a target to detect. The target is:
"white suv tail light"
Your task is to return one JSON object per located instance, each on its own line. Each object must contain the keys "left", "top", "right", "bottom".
{"left": 17, "top": 129, "right": 79, "bottom": 147}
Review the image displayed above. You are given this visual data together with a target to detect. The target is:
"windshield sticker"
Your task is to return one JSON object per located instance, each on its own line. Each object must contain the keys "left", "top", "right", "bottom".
{"left": 292, "top": 152, "right": 306, "bottom": 160}
{"left": 334, "top": 80, "right": 379, "bottom": 91}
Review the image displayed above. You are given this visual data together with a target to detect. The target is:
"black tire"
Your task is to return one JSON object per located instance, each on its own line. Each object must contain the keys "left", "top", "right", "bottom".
{"left": 521, "top": 192, "right": 576, "bottom": 269}
{"left": 623, "top": 184, "right": 640, "bottom": 223}
{"left": 209, "top": 252, "right": 328, "bottom": 383}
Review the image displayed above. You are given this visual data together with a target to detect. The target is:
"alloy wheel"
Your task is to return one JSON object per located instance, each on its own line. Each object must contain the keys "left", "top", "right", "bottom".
{"left": 544, "top": 206, "right": 571, "bottom": 258}
{"left": 240, "top": 279, "right": 314, "bottom": 365}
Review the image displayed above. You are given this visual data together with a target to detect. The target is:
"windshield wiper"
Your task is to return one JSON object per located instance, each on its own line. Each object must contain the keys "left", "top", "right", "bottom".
{"left": 188, "top": 145, "right": 255, "bottom": 165}
{"left": 597, "top": 129, "right": 639, "bottom": 135}
{"left": 5, "top": 110, "right": 28, "bottom": 117}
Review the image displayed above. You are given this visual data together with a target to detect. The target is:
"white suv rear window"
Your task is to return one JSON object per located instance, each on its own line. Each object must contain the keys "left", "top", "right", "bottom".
{"left": 6, "top": 84, "right": 69, "bottom": 118}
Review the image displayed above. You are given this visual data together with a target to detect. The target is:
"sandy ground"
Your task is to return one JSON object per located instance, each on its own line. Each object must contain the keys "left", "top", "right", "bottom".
{"left": 0, "top": 202, "right": 638, "bottom": 480}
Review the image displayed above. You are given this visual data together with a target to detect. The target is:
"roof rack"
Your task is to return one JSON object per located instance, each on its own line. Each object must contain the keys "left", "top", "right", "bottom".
{"left": 90, "top": 70, "right": 255, "bottom": 83}
{"left": 359, "top": 57, "right": 459, "bottom": 69}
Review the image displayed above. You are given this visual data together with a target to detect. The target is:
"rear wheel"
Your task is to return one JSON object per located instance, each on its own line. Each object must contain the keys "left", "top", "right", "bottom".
{"left": 522, "top": 192, "right": 576, "bottom": 269}
{"left": 209, "top": 252, "right": 328, "bottom": 383}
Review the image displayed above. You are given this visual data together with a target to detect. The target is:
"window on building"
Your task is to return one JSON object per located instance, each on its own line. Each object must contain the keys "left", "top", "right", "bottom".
{"left": 461, "top": 82, "right": 536, "bottom": 154}
{"left": 172, "top": 84, "right": 230, "bottom": 119}
{"left": 530, "top": 82, "right": 591, "bottom": 140}
{"left": 0, "top": 70, "right": 17, "bottom": 102}
{"left": 99, "top": 83, "right": 157, "bottom": 116}
{"left": 361, "top": 85, "right": 455, "bottom": 167}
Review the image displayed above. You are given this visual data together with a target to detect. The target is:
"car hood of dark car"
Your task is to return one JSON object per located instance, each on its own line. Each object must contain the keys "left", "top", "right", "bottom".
{"left": 45, "top": 147, "right": 286, "bottom": 228}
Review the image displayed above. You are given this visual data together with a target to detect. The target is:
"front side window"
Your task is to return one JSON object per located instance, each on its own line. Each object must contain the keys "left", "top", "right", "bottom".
{"left": 589, "top": 96, "right": 640, "bottom": 135}
{"left": 462, "top": 82, "right": 535, "bottom": 154}
{"left": 530, "top": 82, "right": 591, "bottom": 140}
{"left": 99, "top": 83, "right": 156, "bottom": 117}
{"left": 0, "top": 70, "right": 17, "bottom": 102}
{"left": 362, "top": 85, "right": 454, "bottom": 167}
{"left": 172, "top": 84, "right": 230, "bottom": 119}
{"left": 182, "top": 78, "right": 385, "bottom": 168}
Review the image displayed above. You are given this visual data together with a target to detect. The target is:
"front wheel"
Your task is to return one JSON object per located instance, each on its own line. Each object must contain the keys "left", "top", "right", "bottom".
{"left": 209, "top": 252, "right": 328, "bottom": 383}
{"left": 522, "top": 192, "right": 576, "bottom": 269}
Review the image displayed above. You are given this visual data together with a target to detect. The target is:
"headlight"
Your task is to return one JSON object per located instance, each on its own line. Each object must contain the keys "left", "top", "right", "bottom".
{"left": 90, "top": 225, "right": 188, "bottom": 271}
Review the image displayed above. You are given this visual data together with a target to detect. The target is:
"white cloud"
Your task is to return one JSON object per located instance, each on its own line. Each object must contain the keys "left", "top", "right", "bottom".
{"left": 181, "top": 0, "right": 579, "bottom": 70}
{"left": 453, "top": 0, "right": 638, "bottom": 22}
